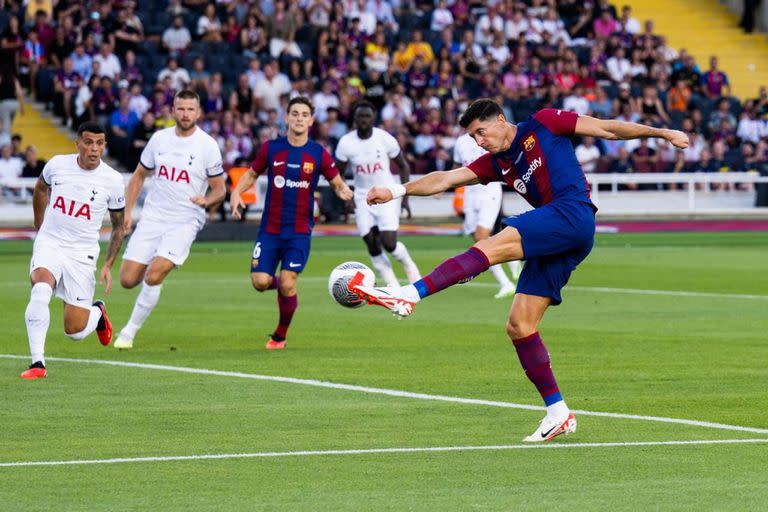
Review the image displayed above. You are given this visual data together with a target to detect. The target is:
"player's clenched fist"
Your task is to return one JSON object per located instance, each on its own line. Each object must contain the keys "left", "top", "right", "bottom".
{"left": 666, "top": 129, "right": 689, "bottom": 149}
{"left": 367, "top": 186, "right": 393, "bottom": 205}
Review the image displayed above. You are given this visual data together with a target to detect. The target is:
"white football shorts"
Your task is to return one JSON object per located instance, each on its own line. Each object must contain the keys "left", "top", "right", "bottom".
{"left": 354, "top": 193, "right": 401, "bottom": 236}
{"left": 123, "top": 219, "right": 199, "bottom": 266}
{"left": 463, "top": 184, "right": 502, "bottom": 235}
{"left": 30, "top": 241, "right": 96, "bottom": 309}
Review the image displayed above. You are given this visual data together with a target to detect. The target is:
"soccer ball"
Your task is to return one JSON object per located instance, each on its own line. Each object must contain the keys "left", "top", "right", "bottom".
{"left": 328, "top": 261, "right": 375, "bottom": 308}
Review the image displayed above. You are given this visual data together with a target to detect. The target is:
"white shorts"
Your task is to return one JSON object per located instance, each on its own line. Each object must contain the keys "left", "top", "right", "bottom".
{"left": 123, "top": 219, "right": 199, "bottom": 266}
{"left": 354, "top": 194, "right": 401, "bottom": 236}
{"left": 463, "top": 183, "right": 502, "bottom": 235}
{"left": 30, "top": 241, "right": 95, "bottom": 309}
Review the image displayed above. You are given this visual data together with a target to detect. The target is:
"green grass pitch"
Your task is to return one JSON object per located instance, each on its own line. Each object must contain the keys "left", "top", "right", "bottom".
{"left": 1, "top": 232, "right": 767, "bottom": 511}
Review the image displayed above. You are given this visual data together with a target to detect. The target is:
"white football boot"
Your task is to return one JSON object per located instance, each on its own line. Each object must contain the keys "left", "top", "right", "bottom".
{"left": 114, "top": 332, "right": 134, "bottom": 350}
{"left": 523, "top": 412, "right": 577, "bottom": 442}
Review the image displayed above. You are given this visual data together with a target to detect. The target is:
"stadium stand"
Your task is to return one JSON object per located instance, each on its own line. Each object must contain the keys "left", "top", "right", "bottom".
{"left": 1, "top": 0, "right": 767, "bottom": 216}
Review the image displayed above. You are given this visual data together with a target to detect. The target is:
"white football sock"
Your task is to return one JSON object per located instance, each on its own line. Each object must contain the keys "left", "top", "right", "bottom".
{"left": 508, "top": 260, "right": 523, "bottom": 282}
{"left": 66, "top": 304, "right": 103, "bottom": 340}
{"left": 489, "top": 264, "right": 513, "bottom": 287}
{"left": 400, "top": 284, "right": 422, "bottom": 303}
{"left": 25, "top": 283, "right": 52, "bottom": 365}
{"left": 370, "top": 253, "right": 399, "bottom": 287}
{"left": 390, "top": 241, "right": 421, "bottom": 281}
{"left": 121, "top": 282, "right": 163, "bottom": 339}
{"left": 546, "top": 400, "right": 569, "bottom": 420}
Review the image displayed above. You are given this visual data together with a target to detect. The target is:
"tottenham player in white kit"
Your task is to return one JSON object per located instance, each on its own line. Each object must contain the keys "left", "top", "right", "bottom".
{"left": 335, "top": 101, "right": 420, "bottom": 286}
{"left": 21, "top": 122, "right": 126, "bottom": 379}
{"left": 115, "top": 90, "right": 225, "bottom": 349}
{"left": 453, "top": 132, "right": 522, "bottom": 298}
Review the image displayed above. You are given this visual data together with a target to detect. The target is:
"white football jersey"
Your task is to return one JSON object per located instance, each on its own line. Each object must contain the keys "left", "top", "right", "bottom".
{"left": 36, "top": 154, "right": 125, "bottom": 259}
{"left": 139, "top": 126, "right": 223, "bottom": 227}
{"left": 335, "top": 127, "right": 401, "bottom": 193}
{"left": 453, "top": 132, "right": 501, "bottom": 199}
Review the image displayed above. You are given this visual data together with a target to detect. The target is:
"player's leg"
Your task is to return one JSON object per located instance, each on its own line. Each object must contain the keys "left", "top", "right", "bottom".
{"left": 358, "top": 196, "right": 398, "bottom": 287}
{"left": 117, "top": 223, "right": 197, "bottom": 349}
{"left": 378, "top": 199, "right": 421, "bottom": 283}
{"left": 250, "top": 234, "right": 281, "bottom": 292}
{"left": 22, "top": 267, "right": 56, "bottom": 379}
{"left": 266, "top": 236, "right": 310, "bottom": 349}
{"left": 61, "top": 257, "right": 112, "bottom": 346}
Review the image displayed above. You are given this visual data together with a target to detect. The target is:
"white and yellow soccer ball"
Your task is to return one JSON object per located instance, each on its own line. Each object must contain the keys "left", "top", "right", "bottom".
{"left": 328, "top": 261, "right": 375, "bottom": 308}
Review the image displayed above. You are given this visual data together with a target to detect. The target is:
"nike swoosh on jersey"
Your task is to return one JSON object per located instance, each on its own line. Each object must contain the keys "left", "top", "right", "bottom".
{"left": 502, "top": 167, "right": 513, "bottom": 175}
{"left": 273, "top": 161, "right": 285, "bottom": 166}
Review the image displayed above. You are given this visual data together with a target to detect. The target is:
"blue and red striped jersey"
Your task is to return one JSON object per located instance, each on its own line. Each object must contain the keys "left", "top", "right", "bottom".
{"left": 251, "top": 137, "right": 339, "bottom": 235}
{"left": 468, "top": 109, "right": 595, "bottom": 210}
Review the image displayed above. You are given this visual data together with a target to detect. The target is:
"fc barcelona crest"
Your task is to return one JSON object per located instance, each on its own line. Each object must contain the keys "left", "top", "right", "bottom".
{"left": 302, "top": 162, "right": 314, "bottom": 174}
{"left": 523, "top": 135, "right": 536, "bottom": 152}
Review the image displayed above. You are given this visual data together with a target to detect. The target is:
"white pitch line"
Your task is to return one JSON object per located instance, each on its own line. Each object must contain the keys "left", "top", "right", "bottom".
{"left": 1, "top": 276, "right": 766, "bottom": 301}
{"left": 3, "top": 355, "right": 768, "bottom": 435}
{"left": 1, "top": 439, "right": 767, "bottom": 468}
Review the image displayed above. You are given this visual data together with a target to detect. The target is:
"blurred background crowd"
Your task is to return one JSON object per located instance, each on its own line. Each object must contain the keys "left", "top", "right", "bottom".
{"left": 1, "top": 0, "right": 767, "bottom": 191}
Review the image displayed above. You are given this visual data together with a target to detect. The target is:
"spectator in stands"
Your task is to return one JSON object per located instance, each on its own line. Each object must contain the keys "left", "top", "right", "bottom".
{"left": 701, "top": 56, "right": 731, "bottom": 99}
{"left": 311, "top": 80, "right": 339, "bottom": 123}
{"left": 0, "top": 143, "right": 24, "bottom": 196}
{"left": 20, "top": 28, "right": 44, "bottom": 96}
{"left": 364, "top": 32, "right": 389, "bottom": 73}
{"left": 129, "top": 111, "right": 155, "bottom": 168}
{"left": 671, "top": 52, "right": 700, "bottom": 89}
{"left": 631, "top": 138, "right": 659, "bottom": 189}
{"left": 667, "top": 79, "right": 692, "bottom": 117}
{"left": 638, "top": 85, "right": 670, "bottom": 126}
{"left": 0, "top": 67, "right": 24, "bottom": 137}
{"left": 618, "top": 5, "right": 641, "bottom": 34}
{"left": 737, "top": 100, "right": 764, "bottom": 143}
{"left": 11, "top": 133, "right": 23, "bottom": 158}
{"left": 162, "top": 15, "right": 192, "bottom": 56}
{"left": 253, "top": 60, "right": 291, "bottom": 112}
{"left": 53, "top": 57, "right": 81, "bottom": 127}
{"left": 93, "top": 42, "right": 121, "bottom": 80}
{"left": 1, "top": 15, "right": 24, "bottom": 67}
{"left": 109, "top": 95, "right": 140, "bottom": 163}
{"left": 563, "top": 84, "right": 590, "bottom": 115}
{"left": 575, "top": 136, "right": 601, "bottom": 173}
{"left": 708, "top": 98, "right": 737, "bottom": 133}
{"left": 229, "top": 73, "right": 255, "bottom": 116}
{"left": 608, "top": 147, "right": 632, "bottom": 174}
{"left": 606, "top": 47, "right": 631, "bottom": 84}
{"left": 91, "top": 75, "right": 117, "bottom": 127}
{"left": 266, "top": 0, "right": 302, "bottom": 59}
{"left": 198, "top": 3, "right": 223, "bottom": 42}
{"left": 48, "top": 25, "right": 75, "bottom": 69}
{"left": 74, "top": 75, "right": 98, "bottom": 127}
{"left": 70, "top": 43, "right": 93, "bottom": 81}
{"left": 113, "top": 7, "right": 143, "bottom": 56}
{"left": 21, "top": 145, "right": 45, "bottom": 178}
{"left": 593, "top": 8, "right": 617, "bottom": 40}
{"left": 691, "top": 148, "right": 718, "bottom": 173}
{"left": 127, "top": 82, "right": 150, "bottom": 118}
{"left": 589, "top": 87, "right": 613, "bottom": 118}
{"left": 157, "top": 57, "right": 190, "bottom": 92}
{"left": 240, "top": 13, "right": 268, "bottom": 58}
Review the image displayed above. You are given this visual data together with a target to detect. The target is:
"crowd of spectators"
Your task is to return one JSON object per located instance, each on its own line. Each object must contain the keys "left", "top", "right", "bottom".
{"left": 1, "top": 0, "right": 768, "bottom": 193}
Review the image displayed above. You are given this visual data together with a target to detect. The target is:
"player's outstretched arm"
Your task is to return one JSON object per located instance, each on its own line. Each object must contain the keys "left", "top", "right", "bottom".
{"left": 575, "top": 115, "right": 689, "bottom": 148}
{"left": 32, "top": 177, "right": 50, "bottom": 230}
{"left": 367, "top": 166, "right": 479, "bottom": 205}
{"left": 100, "top": 209, "right": 126, "bottom": 296}
{"left": 329, "top": 174, "right": 353, "bottom": 201}
{"left": 124, "top": 164, "right": 149, "bottom": 233}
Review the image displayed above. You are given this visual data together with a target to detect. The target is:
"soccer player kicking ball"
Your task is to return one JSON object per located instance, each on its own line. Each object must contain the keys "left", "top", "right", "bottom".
{"left": 453, "top": 131, "right": 521, "bottom": 299}
{"left": 335, "top": 101, "right": 421, "bottom": 287}
{"left": 114, "top": 90, "right": 225, "bottom": 350}
{"left": 350, "top": 100, "right": 689, "bottom": 441}
{"left": 231, "top": 97, "right": 352, "bottom": 350}
{"left": 21, "top": 122, "right": 126, "bottom": 379}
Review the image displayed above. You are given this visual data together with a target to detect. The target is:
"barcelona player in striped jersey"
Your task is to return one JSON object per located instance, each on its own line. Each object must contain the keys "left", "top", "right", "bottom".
{"left": 351, "top": 99, "right": 688, "bottom": 442}
{"left": 231, "top": 97, "right": 353, "bottom": 350}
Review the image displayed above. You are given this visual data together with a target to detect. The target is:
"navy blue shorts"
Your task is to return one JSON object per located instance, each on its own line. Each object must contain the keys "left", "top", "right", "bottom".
{"left": 502, "top": 200, "right": 595, "bottom": 305}
{"left": 251, "top": 233, "right": 311, "bottom": 274}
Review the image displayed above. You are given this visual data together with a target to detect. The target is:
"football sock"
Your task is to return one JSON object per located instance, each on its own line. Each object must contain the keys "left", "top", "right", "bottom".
{"left": 413, "top": 247, "right": 490, "bottom": 299}
{"left": 66, "top": 304, "right": 102, "bottom": 340}
{"left": 489, "top": 264, "right": 513, "bottom": 287}
{"left": 268, "top": 275, "right": 280, "bottom": 290}
{"left": 508, "top": 260, "right": 523, "bottom": 282}
{"left": 274, "top": 293, "right": 297, "bottom": 339}
{"left": 512, "top": 332, "right": 565, "bottom": 412}
{"left": 25, "top": 283, "right": 52, "bottom": 366}
{"left": 122, "top": 282, "right": 162, "bottom": 339}
{"left": 370, "top": 253, "right": 399, "bottom": 287}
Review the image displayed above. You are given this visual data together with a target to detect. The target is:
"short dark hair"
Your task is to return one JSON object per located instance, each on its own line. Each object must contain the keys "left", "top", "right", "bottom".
{"left": 77, "top": 121, "right": 106, "bottom": 137}
{"left": 459, "top": 99, "right": 504, "bottom": 128}
{"left": 352, "top": 99, "right": 376, "bottom": 117}
{"left": 174, "top": 89, "right": 200, "bottom": 103}
{"left": 287, "top": 96, "right": 314, "bottom": 115}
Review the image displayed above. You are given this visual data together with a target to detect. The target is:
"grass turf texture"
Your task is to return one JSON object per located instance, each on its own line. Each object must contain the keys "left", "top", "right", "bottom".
{"left": 1, "top": 233, "right": 766, "bottom": 511}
